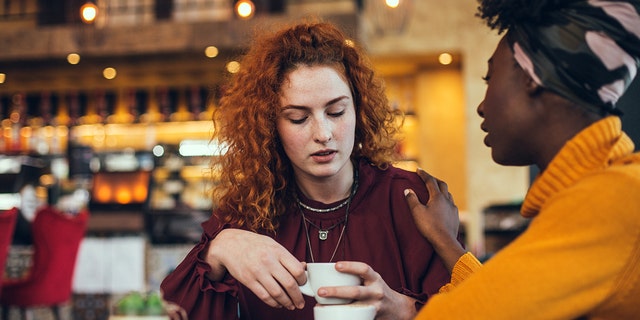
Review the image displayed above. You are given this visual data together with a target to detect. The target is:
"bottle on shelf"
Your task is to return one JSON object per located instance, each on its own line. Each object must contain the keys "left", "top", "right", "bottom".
{"left": 0, "top": 93, "right": 8, "bottom": 153}
{"left": 8, "top": 92, "right": 26, "bottom": 154}
{"left": 140, "top": 86, "right": 167, "bottom": 123}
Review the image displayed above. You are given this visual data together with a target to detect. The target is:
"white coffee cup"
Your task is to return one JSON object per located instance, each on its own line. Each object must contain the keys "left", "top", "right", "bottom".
{"left": 299, "top": 262, "right": 361, "bottom": 305}
{"left": 314, "top": 304, "right": 375, "bottom": 320}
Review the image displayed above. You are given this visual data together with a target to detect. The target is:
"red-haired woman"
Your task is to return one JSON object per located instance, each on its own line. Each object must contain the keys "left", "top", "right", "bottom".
{"left": 161, "top": 20, "right": 455, "bottom": 320}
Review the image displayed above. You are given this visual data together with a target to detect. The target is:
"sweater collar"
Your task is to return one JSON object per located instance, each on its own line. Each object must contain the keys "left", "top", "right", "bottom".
{"left": 521, "top": 116, "right": 636, "bottom": 218}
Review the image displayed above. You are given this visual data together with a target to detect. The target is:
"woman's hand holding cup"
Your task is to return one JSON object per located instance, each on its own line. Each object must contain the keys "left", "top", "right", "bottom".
{"left": 298, "top": 262, "right": 375, "bottom": 320}
{"left": 298, "top": 262, "right": 361, "bottom": 305}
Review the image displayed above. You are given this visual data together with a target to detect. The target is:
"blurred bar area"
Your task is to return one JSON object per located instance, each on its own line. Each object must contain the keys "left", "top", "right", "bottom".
{"left": 0, "top": 1, "right": 366, "bottom": 319}
{"left": 1, "top": 0, "right": 639, "bottom": 319}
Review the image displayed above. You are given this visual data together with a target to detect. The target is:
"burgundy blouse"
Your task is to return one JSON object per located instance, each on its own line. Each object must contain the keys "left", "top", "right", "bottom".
{"left": 161, "top": 159, "right": 452, "bottom": 319}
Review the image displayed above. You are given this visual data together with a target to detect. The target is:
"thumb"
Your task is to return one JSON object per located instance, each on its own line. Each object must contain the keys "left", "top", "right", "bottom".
{"left": 404, "top": 189, "right": 422, "bottom": 211}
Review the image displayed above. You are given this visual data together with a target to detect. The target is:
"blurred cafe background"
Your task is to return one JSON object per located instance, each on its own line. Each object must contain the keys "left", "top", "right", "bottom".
{"left": 0, "top": 0, "right": 639, "bottom": 319}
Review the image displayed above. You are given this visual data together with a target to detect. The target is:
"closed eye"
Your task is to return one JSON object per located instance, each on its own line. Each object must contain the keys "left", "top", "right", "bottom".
{"left": 290, "top": 116, "right": 308, "bottom": 124}
{"left": 328, "top": 110, "right": 345, "bottom": 117}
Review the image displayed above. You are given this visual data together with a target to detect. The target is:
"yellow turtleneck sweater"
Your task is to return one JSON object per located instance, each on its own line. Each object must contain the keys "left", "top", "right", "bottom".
{"left": 415, "top": 116, "right": 640, "bottom": 319}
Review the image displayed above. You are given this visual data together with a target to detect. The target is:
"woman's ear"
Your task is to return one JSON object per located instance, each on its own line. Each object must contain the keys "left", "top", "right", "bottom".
{"left": 524, "top": 73, "right": 544, "bottom": 96}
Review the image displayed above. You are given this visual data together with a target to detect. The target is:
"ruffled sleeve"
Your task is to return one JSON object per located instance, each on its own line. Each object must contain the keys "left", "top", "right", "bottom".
{"left": 160, "top": 217, "right": 241, "bottom": 320}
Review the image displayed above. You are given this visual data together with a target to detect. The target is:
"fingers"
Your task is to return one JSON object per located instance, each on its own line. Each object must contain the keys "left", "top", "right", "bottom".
{"left": 318, "top": 282, "right": 368, "bottom": 303}
{"left": 279, "top": 257, "right": 307, "bottom": 308}
{"left": 404, "top": 186, "right": 429, "bottom": 229}
{"left": 281, "top": 257, "right": 306, "bottom": 286}
{"left": 403, "top": 188, "right": 421, "bottom": 211}
{"left": 438, "top": 178, "right": 449, "bottom": 195}
{"left": 164, "top": 301, "right": 188, "bottom": 320}
{"left": 415, "top": 166, "right": 430, "bottom": 183}
{"left": 334, "top": 260, "right": 369, "bottom": 278}
{"left": 319, "top": 261, "right": 370, "bottom": 301}
{"left": 405, "top": 168, "right": 453, "bottom": 211}
{"left": 216, "top": 231, "right": 308, "bottom": 310}
{"left": 252, "top": 257, "right": 306, "bottom": 310}
{"left": 320, "top": 261, "right": 392, "bottom": 310}
{"left": 416, "top": 168, "right": 442, "bottom": 197}
{"left": 416, "top": 168, "right": 453, "bottom": 203}
{"left": 249, "top": 274, "right": 297, "bottom": 310}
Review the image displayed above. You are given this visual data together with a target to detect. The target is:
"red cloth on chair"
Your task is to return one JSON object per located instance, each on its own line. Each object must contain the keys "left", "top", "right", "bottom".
{"left": 0, "top": 206, "right": 88, "bottom": 307}
{"left": 0, "top": 207, "right": 19, "bottom": 299}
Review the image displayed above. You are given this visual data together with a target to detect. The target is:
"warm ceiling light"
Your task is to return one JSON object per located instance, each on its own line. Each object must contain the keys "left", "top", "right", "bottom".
{"left": 80, "top": 1, "right": 98, "bottom": 24}
{"left": 438, "top": 53, "right": 453, "bottom": 65}
{"left": 235, "top": 0, "right": 255, "bottom": 19}
{"left": 385, "top": 0, "right": 400, "bottom": 8}
{"left": 0, "top": 73, "right": 5, "bottom": 84}
{"left": 226, "top": 61, "right": 241, "bottom": 74}
{"left": 67, "top": 53, "right": 81, "bottom": 65}
{"left": 103, "top": 67, "right": 117, "bottom": 80}
{"left": 205, "top": 46, "right": 219, "bottom": 58}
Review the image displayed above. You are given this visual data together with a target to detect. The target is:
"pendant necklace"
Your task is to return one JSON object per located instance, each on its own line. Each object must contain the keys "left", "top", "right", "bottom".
{"left": 297, "top": 166, "right": 358, "bottom": 262}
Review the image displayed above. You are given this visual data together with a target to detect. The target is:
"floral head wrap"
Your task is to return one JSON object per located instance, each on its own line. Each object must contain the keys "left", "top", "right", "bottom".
{"left": 505, "top": 0, "right": 640, "bottom": 115}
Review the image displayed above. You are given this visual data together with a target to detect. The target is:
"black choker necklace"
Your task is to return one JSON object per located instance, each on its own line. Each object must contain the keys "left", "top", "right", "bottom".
{"left": 297, "top": 166, "right": 359, "bottom": 262}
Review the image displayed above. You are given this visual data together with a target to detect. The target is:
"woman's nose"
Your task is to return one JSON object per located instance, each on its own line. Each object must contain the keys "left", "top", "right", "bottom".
{"left": 477, "top": 100, "right": 485, "bottom": 117}
{"left": 313, "top": 119, "right": 332, "bottom": 143}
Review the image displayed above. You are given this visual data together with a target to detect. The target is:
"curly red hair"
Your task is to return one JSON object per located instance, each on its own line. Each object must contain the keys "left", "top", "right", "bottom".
{"left": 212, "top": 20, "right": 402, "bottom": 233}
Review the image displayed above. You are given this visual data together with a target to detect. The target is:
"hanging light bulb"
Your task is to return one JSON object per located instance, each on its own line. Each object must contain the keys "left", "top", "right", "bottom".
{"left": 235, "top": 0, "right": 255, "bottom": 19}
{"left": 385, "top": 0, "right": 400, "bottom": 8}
{"left": 438, "top": 53, "right": 453, "bottom": 65}
{"left": 368, "top": 0, "right": 414, "bottom": 36}
{"left": 80, "top": 1, "right": 99, "bottom": 24}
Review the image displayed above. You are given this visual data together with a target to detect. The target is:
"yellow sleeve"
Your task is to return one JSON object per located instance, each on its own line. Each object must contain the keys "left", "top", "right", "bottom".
{"left": 438, "top": 252, "right": 482, "bottom": 293}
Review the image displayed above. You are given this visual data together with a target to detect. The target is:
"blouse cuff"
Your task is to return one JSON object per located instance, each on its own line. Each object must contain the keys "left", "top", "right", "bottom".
{"left": 195, "top": 254, "right": 239, "bottom": 295}
{"left": 193, "top": 224, "right": 240, "bottom": 296}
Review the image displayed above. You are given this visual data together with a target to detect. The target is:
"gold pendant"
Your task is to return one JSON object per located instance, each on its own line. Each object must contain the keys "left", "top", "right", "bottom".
{"left": 319, "top": 230, "right": 328, "bottom": 240}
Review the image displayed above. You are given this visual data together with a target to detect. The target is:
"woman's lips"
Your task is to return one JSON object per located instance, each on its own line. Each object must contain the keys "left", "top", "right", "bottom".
{"left": 480, "top": 125, "right": 490, "bottom": 146}
{"left": 311, "top": 150, "right": 336, "bottom": 162}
